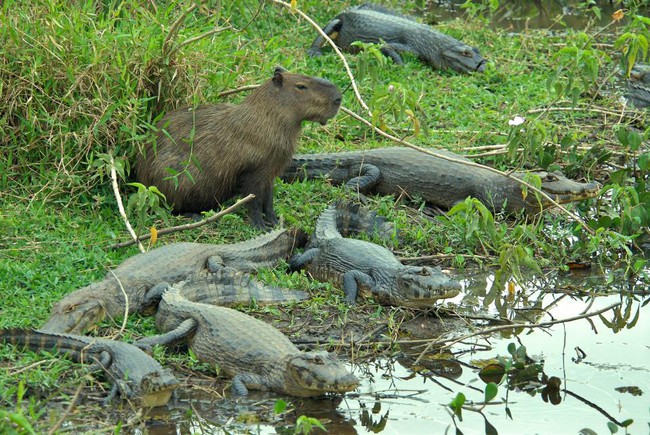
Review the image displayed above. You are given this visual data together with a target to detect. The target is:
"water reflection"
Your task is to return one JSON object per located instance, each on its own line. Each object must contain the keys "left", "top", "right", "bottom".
{"left": 140, "top": 272, "right": 648, "bottom": 434}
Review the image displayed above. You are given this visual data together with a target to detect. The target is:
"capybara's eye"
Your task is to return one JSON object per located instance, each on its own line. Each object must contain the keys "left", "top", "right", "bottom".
{"left": 296, "top": 84, "right": 308, "bottom": 90}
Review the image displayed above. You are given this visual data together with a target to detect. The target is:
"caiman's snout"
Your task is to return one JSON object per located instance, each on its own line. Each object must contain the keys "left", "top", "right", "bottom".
{"left": 40, "top": 299, "right": 106, "bottom": 334}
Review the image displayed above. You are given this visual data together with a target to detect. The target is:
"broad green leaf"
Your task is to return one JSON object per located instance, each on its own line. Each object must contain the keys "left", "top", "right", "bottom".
{"left": 274, "top": 399, "right": 287, "bottom": 414}
{"left": 484, "top": 382, "right": 498, "bottom": 403}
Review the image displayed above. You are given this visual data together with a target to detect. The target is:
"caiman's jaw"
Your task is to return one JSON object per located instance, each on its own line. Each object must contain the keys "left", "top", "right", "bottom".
{"left": 442, "top": 46, "right": 487, "bottom": 73}
{"left": 523, "top": 172, "right": 600, "bottom": 206}
{"left": 40, "top": 299, "right": 106, "bottom": 334}
{"left": 136, "top": 369, "right": 179, "bottom": 407}
{"left": 393, "top": 266, "right": 462, "bottom": 308}
{"left": 285, "top": 351, "right": 359, "bottom": 397}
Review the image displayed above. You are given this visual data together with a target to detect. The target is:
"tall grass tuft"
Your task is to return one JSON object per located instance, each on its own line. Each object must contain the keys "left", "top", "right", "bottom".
{"left": 0, "top": 0, "right": 221, "bottom": 199}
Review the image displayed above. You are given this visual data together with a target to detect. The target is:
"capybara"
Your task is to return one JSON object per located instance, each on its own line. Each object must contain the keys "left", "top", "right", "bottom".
{"left": 135, "top": 67, "right": 341, "bottom": 228}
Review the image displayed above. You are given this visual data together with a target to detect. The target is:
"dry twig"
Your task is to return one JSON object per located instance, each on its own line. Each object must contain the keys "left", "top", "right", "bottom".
{"left": 109, "top": 155, "right": 145, "bottom": 253}
{"left": 112, "top": 194, "right": 255, "bottom": 249}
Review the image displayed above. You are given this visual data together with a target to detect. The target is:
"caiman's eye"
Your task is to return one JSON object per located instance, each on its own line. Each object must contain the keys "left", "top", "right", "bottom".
{"left": 313, "top": 355, "right": 325, "bottom": 365}
{"left": 462, "top": 50, "right": 472, "bottom": 57}
{"left": 419, "top": 268, "right": 430, "bottom": 276}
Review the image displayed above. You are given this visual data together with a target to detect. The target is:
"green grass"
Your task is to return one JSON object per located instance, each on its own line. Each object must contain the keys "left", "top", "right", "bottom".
{"left": 0, "top": 0, "right": 649, "bottom": 432}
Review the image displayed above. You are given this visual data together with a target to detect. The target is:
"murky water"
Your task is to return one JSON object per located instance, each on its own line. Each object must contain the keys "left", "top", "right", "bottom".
{"left": 138, "top": 272, "right": 649, "bottom": 434}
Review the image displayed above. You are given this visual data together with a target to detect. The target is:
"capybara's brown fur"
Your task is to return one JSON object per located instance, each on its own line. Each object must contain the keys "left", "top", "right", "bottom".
{"left": 135, "top": 67, "right": 341, "bottom": 228}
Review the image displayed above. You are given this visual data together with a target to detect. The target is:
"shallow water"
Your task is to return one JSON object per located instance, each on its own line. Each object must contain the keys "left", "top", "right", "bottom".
{"left": 140, "top": 272, "right": 649, "bottom": 434}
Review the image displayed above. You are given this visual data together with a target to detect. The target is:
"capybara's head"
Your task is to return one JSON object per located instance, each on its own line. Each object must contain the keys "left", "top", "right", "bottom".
{"left": 268, "top": 66, "right": 341, "bottom": 125}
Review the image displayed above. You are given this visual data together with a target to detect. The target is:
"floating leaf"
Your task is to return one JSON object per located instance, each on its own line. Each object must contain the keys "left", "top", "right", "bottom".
{"left": 479, "top": 364, "right": 506, "bottom": 384}
{"left": 484, "top": 382, "right": 498, "bottom": 403}
{"left": 485, "top": 417, "right": 498, "bottom": 435}
{"left": 607, "top": 421, "right": 618, "bottom": 433}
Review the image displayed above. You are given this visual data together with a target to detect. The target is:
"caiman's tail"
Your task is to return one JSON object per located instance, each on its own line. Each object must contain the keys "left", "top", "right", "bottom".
{"left": 0, "top": 328, "right": 88, "bottom": 359}
{"left": 314, "top": 200, "right": 399, "bottom": 242}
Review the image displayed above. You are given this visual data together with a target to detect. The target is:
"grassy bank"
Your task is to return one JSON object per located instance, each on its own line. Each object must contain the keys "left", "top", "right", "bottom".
{"left": 1, "top": 0, "right": 648, "bottom": 432}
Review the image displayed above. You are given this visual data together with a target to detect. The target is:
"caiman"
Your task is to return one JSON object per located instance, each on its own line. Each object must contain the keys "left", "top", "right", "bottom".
{"left": 136, "top": 283, "right": 359, "bottom": 397}
{"left": 289, "top": 203, "right": 462, "bottom": 307}
{"left": 308, "top": 4, "right": 487, "bottom": 74}
{"left": 42, "top": 229, "right": 302, "bottom": 334}
{"left": 140, "top": 264, "right": 310, "bottom": 315}
{"left": 282, "top": 147, "right": 600, "bottom": 215}
{"left": 0, "top": 328, "right": 178, "bottom": 407}
{"left": 627, "top": 63, "right": 650, "bottom": 109}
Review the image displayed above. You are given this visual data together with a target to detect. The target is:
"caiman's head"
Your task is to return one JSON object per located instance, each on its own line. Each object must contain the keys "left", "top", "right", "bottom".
{"left": 131, "top": 368, "right": 180, "bottom": 408}
{"left": 40, "top": 296, "right": 106, "bottom": 334}
{"left": 283, "top": 351, "right": 359, "bottom": 397}
{"left": 391, "top": 266, "right": 462, "bottom": 308}
{"left": 441, "top": 44, "right": 487, "bottom": 73}
{"left": 515, "top": 171, "right": 600, "bottom": 211}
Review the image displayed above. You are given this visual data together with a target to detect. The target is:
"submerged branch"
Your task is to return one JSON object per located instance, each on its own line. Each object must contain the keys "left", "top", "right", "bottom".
{"left": 413, "top": 302, "right": 622, "bottom": 366}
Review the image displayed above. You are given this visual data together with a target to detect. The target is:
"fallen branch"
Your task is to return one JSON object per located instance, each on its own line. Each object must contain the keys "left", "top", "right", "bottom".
{"left": 413, "top": 301, "right": 622, "bottom": 366}
{"left": 109, "top": 155, "right": 145, "bottom": 253}
{"left": 111, "top": 194, "right": 255, "bottom": 249}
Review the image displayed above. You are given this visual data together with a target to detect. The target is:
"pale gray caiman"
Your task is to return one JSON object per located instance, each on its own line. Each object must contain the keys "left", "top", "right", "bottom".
{"left": 136, "top": 282, "right": 359, "bottom": 397}
{"left": 282, "top": 147, "right": 600, "bottom": 215}
{"left": 308, "top": 4, "right": 487, "bottom": 74}
{"left": 0, "top": 328, "right": 179, "bottom": 407}
{"left": 42, "top": 229, "right": 303, "bottom": 334}
{"left": 289, "top": 203, "right": 462, "bottom": 307}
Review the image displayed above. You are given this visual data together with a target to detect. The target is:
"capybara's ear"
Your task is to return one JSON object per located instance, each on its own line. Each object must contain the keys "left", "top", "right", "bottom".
{"left": 273, "top": 66, "right": 287, "bottom": 85}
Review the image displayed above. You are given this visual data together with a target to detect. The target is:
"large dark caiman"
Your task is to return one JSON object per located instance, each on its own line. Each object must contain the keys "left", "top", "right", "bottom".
{"left": 136, "top": 283, "right": 359, "bottom": 397}
{"left": 308, "top": 4, "right": 487, "bottom": 74}
{"left": 42, "top": 229, "right": 302, "bottom": 334}
{"left": 289, "top": 203, "right": 462, "bottom": 307}
{"left": 282, "top": 147, "right": 600, "bottom": 215}
{"left": 0, "top": 328, "right": 178, "bottom": 407}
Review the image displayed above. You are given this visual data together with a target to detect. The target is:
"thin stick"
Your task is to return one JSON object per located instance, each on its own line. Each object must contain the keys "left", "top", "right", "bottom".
{"left": 110, "top": 155, "right": 145, "bottom": 253}
{"left": 47, "top": 382, "right": 84, "bottom": 435}
{"left": 413, "top": 302, "right": 622, "bottom": 365}
{"left": 167, "top": 25, "right": 232, "bottom": 58}
{"left": 341, "top": 106, "right": 595, "bottom": 235}
{"left": 162, "top": 3, "right": 199, "bottom": 57}
{"left": 270, "top": 0, "right": 371, "bottom": 114}
{"left": 109, "top": 270, "right": 130, "bottom": 337}
{"left": 218, "top": 85, "right": 260, "bottom": 98}
{"left": 111, "top": 194, "right": 255, "bottom": 249}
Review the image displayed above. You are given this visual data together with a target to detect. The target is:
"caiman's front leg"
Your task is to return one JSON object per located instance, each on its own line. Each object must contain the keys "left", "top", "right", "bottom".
{"left": 140, "top": 282, "right": 172, "bottom": 315}
{"left": 342, "top": 270, "right": 375, "bottom": 305}
{"left": 346, "top": 163, "right": 381, "bottom": 193}
{"left": 288, "top": 248, "right": 320, "bottom": 272}
{"left": 379, "top": 45, "right": 405, "bottom": 64}
{"left": 136, "top": 318, "right": 198, "bottom": 350}
{"left": 231, "top": 373, "right": 266, "bottom": 396}
{"left": 307, "top": 18, "right": 343, "bottom": 57}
